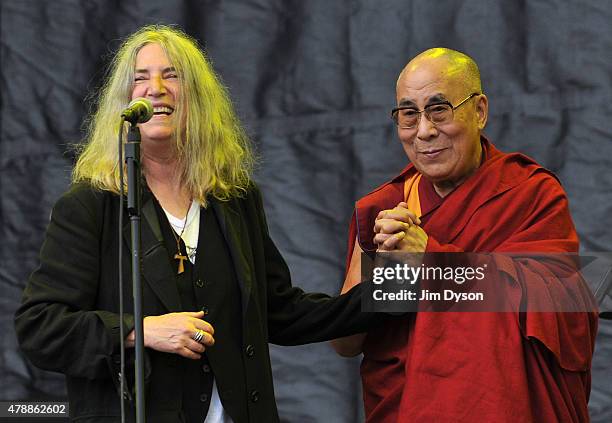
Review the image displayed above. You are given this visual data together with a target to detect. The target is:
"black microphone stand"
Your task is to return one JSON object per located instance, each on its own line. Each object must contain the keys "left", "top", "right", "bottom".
{"left": 124, "top": 123, "right": 146, "bottom": 423}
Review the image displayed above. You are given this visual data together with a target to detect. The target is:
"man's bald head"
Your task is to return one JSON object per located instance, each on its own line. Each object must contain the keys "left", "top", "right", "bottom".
{"left": 398, "top": 48, "right": 482, "bottom": 94}
{"left": 393, "top": 47, "right": 488, "bottom": 197}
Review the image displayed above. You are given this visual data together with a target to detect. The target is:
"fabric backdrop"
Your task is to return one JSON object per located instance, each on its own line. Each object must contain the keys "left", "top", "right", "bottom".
{"left": 1, "top": 1, "right": 611, "bottom": 421}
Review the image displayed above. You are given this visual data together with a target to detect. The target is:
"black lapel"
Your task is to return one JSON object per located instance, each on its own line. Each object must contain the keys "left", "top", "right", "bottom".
{"left": 210, "top": 197, "right": 252, "bottom": 317}
{"left": 122, "top": 191, "right": 182, "bottom": 312}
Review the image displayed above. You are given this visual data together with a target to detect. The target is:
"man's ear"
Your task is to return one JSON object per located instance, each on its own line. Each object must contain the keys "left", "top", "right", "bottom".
{"left": 476, "top": 94, "right": 488, "bottom": 130}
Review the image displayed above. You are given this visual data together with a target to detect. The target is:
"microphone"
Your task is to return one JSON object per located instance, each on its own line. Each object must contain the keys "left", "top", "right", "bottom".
{"left": 121, "top": 98, "right": 153, "bottom": 124}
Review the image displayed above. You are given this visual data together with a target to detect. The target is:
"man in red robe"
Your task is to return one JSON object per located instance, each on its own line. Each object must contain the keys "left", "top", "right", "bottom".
{"left": 331, "top": 48, "right": 598, "bottom": 422}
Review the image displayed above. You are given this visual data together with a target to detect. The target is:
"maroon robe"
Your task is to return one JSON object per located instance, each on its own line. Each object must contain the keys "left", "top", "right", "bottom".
{"left": 346, "top": 138, "right": 598, "bottom": 422}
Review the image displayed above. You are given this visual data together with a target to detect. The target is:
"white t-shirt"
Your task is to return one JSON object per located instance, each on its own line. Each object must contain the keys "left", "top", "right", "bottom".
{"left": 163, "top": 201, "right": 232, "bottom": 423}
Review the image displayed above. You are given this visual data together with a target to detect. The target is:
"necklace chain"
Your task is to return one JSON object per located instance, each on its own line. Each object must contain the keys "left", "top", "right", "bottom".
{"left": 171, "top": 201, "right": 192, "bottom": 274}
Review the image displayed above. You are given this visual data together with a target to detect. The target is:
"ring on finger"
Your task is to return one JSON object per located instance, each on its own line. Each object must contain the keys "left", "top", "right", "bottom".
{"left": 193, "top": 329, "right": 205, "bottom": 343}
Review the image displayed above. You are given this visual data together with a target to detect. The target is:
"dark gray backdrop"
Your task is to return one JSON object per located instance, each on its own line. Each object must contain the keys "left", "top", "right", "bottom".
{"left": 1, "top": 1, "right": 611, "bottom": 421}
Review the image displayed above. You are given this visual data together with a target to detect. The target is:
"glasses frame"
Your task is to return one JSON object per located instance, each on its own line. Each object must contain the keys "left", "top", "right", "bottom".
{"left": 391, "top": 92, "right": 481, "bottom": 129}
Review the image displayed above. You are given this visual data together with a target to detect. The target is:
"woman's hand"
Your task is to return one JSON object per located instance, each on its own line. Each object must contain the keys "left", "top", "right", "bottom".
{"left": 126, "top": 310, "right": 215, "bottom": 360}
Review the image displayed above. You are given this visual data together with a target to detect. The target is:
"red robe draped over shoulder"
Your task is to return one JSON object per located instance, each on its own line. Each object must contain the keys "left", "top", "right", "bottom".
{"left": 346, "top": 138, "right": 598, "bottom": 422}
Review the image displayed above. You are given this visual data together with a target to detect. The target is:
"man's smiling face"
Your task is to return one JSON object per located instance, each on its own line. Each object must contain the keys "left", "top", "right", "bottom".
{"left": 395, "top": 57, "right": 487, "bottom": 194}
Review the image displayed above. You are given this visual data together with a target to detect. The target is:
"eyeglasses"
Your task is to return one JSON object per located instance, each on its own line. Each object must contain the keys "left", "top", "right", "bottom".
{"left": 391, "top": 92, "right": 480, "bottom": 129}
